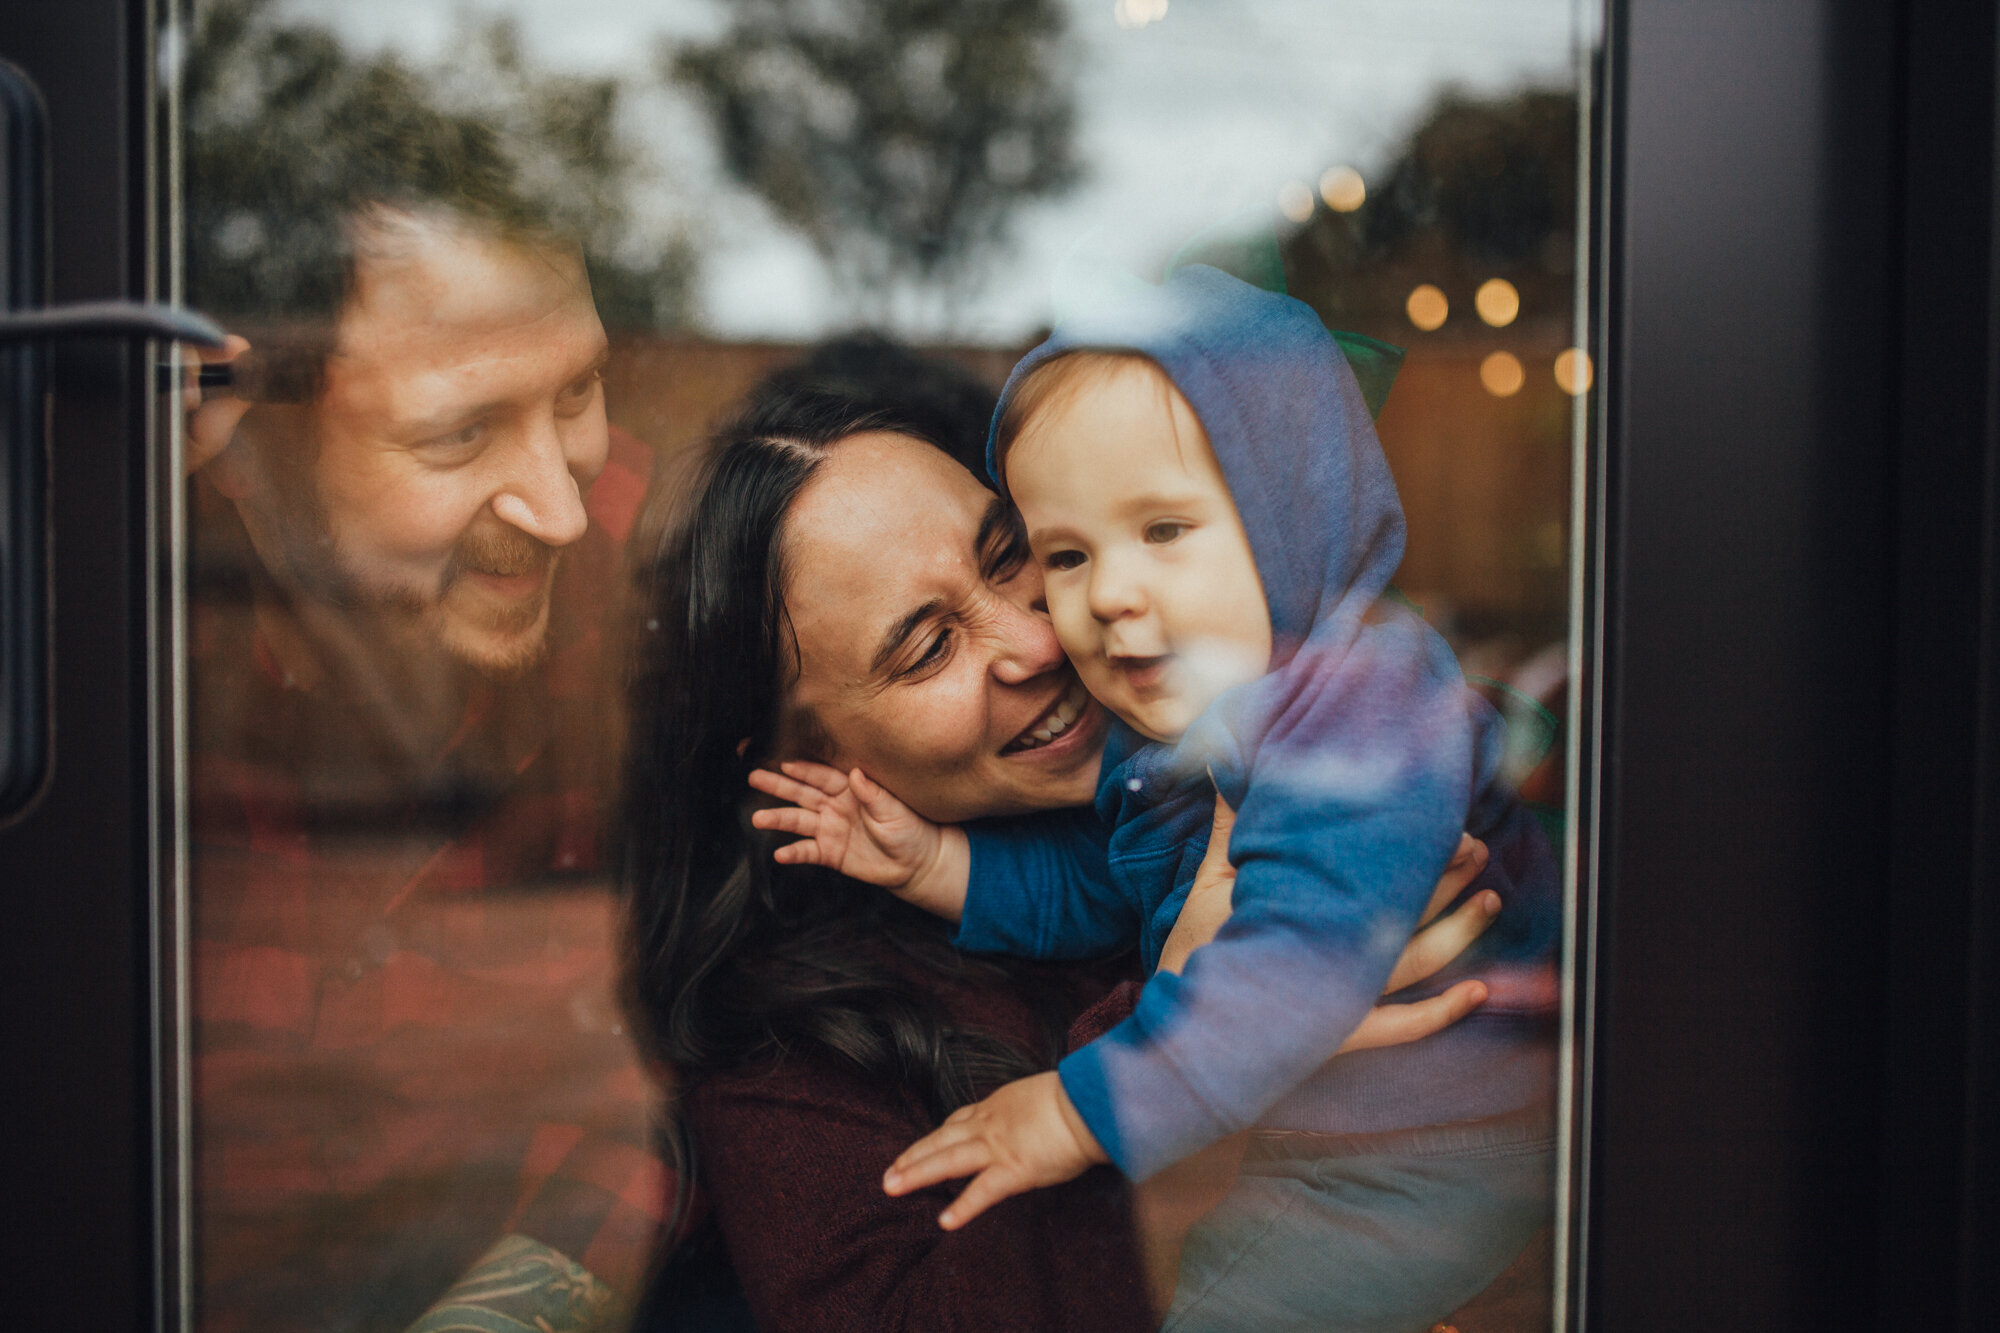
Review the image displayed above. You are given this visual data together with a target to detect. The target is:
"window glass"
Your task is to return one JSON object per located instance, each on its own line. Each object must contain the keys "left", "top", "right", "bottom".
{"left": 169, "top": 1, "right": 1594, "bottom": 1327}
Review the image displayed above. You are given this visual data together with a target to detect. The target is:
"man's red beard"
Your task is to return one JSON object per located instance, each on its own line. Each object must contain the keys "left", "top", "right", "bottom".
{"left": 440, "top": 525, "right": 560, "bottom": 640}
{"left": 279, "top": 503, "right": 561, "bottom": 675}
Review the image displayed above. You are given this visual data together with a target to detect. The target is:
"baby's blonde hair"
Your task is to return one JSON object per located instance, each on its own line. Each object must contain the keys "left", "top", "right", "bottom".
{"left": 994, "top": 350, "right": 1198, "bottom": 492}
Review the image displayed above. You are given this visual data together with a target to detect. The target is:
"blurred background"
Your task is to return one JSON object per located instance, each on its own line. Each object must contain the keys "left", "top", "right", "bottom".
{"left": 182, "top": 0, "right": 1587, "bottom": 652}
{"left": 175, "top": 2, "right": 1588, "bottom": 1325}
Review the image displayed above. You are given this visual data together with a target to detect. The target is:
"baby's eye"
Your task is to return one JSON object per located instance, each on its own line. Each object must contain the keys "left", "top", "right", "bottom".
{"left": 1144, "top": 521, "right": 1189, "bottom": 545}
{"left": 1043, "top": 549, "right": 1085, "bottom": 572}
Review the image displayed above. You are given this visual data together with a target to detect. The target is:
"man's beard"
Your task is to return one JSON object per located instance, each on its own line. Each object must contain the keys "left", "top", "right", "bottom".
{"left": 279, "top": 495, "right": 561, "bottom": 678}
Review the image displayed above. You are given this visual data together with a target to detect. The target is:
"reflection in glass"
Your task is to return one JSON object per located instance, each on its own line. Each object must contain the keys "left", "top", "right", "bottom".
{"left": 170, "top": 1, "right": 1592, "bottom": 1328}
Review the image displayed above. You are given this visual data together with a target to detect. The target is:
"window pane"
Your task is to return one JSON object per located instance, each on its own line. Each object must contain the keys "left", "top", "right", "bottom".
{"left": 169, "top": 1, "right": 1595, "bottom": 1327}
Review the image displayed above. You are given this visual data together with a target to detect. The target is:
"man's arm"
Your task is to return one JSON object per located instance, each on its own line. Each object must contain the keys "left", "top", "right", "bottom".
{"left": 405, "top": 1235, "right": 621, "bottom": 1333}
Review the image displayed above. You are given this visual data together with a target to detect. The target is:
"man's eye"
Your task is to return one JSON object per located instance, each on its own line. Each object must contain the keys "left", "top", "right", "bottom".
{"left": 1044, "top": 550, "right": 1085, "bottom": 571}
{"left": 423, "top": 423, "right": 484, "bottom": 452}
{"left": 1144, "top": 521, "right": 1189, "bottom": 545}
{"left": 555, "top": 372, "right": 603, "bottom": 416}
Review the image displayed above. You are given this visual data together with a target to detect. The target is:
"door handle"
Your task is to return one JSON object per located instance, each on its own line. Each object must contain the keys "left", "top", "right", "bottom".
{"left": 1, "top": 57, "right": 225, "bottom": 820}
{"left": 0, "top": 300, "right": 224, "bottom": 347}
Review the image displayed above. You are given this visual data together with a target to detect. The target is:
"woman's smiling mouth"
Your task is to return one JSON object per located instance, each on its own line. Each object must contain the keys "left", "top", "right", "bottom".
{"left": 1003, "top": 677, "right": 1093, "bottom": 754}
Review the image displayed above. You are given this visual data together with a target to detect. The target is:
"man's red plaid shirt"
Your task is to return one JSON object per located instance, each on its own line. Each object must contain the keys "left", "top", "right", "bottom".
{"left": 186, "top": 431, "right": 677, "bottom": 1332}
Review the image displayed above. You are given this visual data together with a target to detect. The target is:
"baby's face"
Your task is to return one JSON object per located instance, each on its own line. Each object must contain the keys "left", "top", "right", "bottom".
{"left": 1007, "top": 358, "right": 1271, "bottom": 742}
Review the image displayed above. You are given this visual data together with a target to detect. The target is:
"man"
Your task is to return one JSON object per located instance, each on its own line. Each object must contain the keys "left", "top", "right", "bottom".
{"left": 184, "top": 130, "right": 665, "bottom": 1331}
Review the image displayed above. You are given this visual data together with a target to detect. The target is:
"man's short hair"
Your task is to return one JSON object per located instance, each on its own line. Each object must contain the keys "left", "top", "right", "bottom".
{"left": 187, "top": 70, "right": 567, "bottom": 398}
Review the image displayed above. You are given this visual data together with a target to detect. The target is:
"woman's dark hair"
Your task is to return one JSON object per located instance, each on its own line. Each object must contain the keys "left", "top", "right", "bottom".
{"left": 621, "top": 373, "right": 1073, "bottom": 1153}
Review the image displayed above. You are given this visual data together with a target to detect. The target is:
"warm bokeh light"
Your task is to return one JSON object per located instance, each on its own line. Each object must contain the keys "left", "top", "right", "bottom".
{"left": 1278, "top": 180, "right": 1314, "bottom": 223}
{"left": 1318, "top": 165, "right": 1366, "bottom": 212}
{"left": 1405, "top": 283, "right": 1448, "bottom": 331}
{"left": 1554, "top": 347, "right": 1594, "bottom": 395}
{"left": 1475, "top": 277, "right": 1520, "bottom": 327}
{"left": 1113, "top": 0, "right": 1168, "bottom": 29}
{"left": 1480, "top": 350, "right": 1525, "bottom": 397}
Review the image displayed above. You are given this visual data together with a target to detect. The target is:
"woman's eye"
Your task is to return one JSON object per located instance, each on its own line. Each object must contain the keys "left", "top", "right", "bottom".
{"left": 1144, "top": 521, "right": 1189, "bottom": 545}
{"left": 905, "top": 627, "right": 953, "bottom": 675}
{"left": 1044, "top": 550, "right": 1084, "bottom": 571}
{"left": 983, "top": 529, "right": 1031, "bottom": 582}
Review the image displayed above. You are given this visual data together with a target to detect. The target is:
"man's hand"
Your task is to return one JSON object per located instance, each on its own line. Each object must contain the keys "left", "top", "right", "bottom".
{"left": 883, "top": 1070, "right": 1108, "bottom": 1230}
{"left": 182, "top": 333, "right": 253, "bottom": 477}
{"left": 749, "top": 761, "right": 969, "bottom": 920}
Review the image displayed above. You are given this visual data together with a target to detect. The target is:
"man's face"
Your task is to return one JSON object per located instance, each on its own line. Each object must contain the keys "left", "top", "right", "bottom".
{"left": 1007, "top": 357, "right": 1272, "bottom": 742}
{"left": 285, "top": 211, "right": 610, "bottom": 674}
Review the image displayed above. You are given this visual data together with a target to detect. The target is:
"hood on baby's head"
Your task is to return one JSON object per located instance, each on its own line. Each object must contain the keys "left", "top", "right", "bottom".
{"left": 988, "top": 264, "right": 1408, "bottom": 658}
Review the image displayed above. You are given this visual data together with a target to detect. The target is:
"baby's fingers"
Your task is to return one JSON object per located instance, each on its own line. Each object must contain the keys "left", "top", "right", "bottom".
{"left": 750, "top": 806, "right": 820, "bottom": 837}
{"left": 847, "top": 768, "right": 906, "bottom": 819}
{"left": 772, "top": 840, "right": 833, "bottom": 866}
{"left": 937, "top": 1165, "right": 1026, "bottom": 1230}
{"left": 779, "top": 760, "right": 853, "bottom": 794}
{"left": 884, "top": 1136, "right": 990, "bottom": 1197}
{"left": 747, "top": 767, "right": 830, "bottom": 810}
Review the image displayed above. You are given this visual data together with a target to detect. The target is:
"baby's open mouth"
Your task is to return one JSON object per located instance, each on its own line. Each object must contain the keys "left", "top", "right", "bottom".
{"left": 1002, "top": 678, "right": 1091, "bottom": 754}
{"left": 1110, "top": 654, "right": 1173, "bottom": 692}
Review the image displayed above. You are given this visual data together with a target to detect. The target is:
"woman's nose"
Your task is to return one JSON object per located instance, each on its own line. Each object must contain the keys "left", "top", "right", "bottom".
{"left": 989, "top": 594, "right": 1069, "bottom": 685}
{"left": 491, "top": 419, "right": 591, "bottom": 548}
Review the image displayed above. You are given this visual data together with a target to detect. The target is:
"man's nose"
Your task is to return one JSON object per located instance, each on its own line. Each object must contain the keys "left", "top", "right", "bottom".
{"left": 490, "top": 419, "right": 590, "bottom": 547}
{"left": 989, "top": 594, "right": 1069, "bottom": 685}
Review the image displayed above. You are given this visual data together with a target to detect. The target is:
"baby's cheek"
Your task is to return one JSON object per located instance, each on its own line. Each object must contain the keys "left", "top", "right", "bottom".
{"left": 1043, "top": 586, "right": 1097, "bottom": 665}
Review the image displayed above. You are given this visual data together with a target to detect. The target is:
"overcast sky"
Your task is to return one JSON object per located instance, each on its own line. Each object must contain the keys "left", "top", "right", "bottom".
{"left": 267, "top": 0, "right": 1590, "bottom": 342}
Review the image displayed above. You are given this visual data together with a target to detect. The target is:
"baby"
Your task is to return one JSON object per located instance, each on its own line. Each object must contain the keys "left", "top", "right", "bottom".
{"left": 755, "top": 267, "right": 1560, "bottom": 1331}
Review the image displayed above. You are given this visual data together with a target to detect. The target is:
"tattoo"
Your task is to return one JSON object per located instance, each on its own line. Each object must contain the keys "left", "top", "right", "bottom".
{"left": 403, "top": 1234, "right": 622, "bottom": 1333}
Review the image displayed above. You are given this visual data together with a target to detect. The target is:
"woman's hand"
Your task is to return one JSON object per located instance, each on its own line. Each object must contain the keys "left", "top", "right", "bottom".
{"left": 883, "top": 1071, "right": 1108, "bottom": 1230}
{"left": 748, "top": 761, "right": 970, "bottom": 920}
{"left": 1156, "top": 797, "right": 1498, "bottom": 1052}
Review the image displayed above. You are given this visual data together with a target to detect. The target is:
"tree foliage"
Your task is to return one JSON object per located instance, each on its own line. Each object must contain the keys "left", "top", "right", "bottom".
{"left": 671, "top": 0, "right": 1082, "bottom": 305}
{"left": 183, "top": 0, "right": 696, "bottom": 331}
{"left": 1280, "top": 88, "right": 1579, "bottom": 337}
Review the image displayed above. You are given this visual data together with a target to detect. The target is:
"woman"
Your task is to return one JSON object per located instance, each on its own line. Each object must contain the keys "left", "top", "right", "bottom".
{"left": 622, "top": 369, "right": 1500, "bottom": 1332}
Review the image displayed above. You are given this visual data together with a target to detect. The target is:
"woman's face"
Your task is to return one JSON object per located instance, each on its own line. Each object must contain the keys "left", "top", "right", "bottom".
{"left": 782, "top": 432, "right": 1111, "bottom": 824}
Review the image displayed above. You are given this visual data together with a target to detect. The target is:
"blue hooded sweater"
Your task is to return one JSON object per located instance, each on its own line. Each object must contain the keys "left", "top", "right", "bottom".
{"left": 955, "top": 267, "right": 1561, "bottom": 1181}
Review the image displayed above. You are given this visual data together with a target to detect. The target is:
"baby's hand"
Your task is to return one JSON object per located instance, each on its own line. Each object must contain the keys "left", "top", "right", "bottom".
{"left": 748, "top": 762, "right": 969, "bottom": 919}
{"left": 883, "top": 1071, "right": 1108, "bottom": 1229}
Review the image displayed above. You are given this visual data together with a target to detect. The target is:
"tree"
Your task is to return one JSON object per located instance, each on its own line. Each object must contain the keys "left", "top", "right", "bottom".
{"left": 671, "top": 0, "right": 1082, "bottom": 316}
{"left": 1278, "top": 88, "right": 1579, "bottom": 339}
{"left": 182, "top": 0, "right": 697, "bottom": 331}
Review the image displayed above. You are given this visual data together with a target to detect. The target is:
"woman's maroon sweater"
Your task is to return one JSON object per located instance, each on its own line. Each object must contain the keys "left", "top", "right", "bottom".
{"left": 681, "top": 959, "right": 1155, "bottom": 1333}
